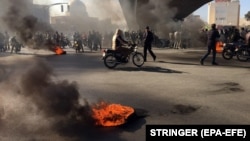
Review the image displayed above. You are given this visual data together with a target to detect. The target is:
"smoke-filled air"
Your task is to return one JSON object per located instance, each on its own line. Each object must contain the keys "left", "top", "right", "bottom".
{"left": 0, "top": 56, "right": 99, "bottom": 141}
{"left": 0, "top": 0, "right": 207, "bottom": 140}
{"left": 135, "top": 0, "right": 206, "bottom": 47}
{"left": 0, "top": 0, "right": 207, "bottom": 50}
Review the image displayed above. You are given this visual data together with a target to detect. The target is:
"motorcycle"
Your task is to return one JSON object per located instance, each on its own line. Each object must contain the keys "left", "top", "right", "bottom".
{"left": 221, "top": 42, "right": 238, "bottom": 60}
{"left": 102, "top": 44, "right": 144, "bottom": 69}
{"left": 221, "top": 41, "right": 246, "bottom": 60}
{"left": 236, "top": 44, "right": 250, "bottom": 62}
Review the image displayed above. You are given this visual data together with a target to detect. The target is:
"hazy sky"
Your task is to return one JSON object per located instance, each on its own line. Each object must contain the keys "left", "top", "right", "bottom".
{"left": 33, "top": 0, "right": 67, "bottom": 5}
{"left": 33, "top": 0, "right": 249, "bottom": 22}
{"left": 33, "top": 0, "right": 126, "bottom": 25}
{"left": 193, "top": 0, "right": 250, "bottom": 21}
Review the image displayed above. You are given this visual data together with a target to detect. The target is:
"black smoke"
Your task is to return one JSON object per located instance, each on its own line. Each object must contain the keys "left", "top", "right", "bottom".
{"left": 19, "top": 58, "right": 97, "bottom": 133}
{"left": 0, "top": 57, "right": 107, "bottom": 141}
{"left": 1, "top": 0, "right": 54, "bottom": 50}
{"left": 132, "top": 0, "right": 206, "bottom": 47}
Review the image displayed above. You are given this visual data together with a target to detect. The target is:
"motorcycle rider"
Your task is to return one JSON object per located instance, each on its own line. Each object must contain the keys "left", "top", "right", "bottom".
{"left": 112, "top": 28, "right": 131, "bottom": 62}
{"left": 231, "top": 28, "right": 245, "bottom": 46}
{"left": 240, "top": 27, "right": 247, "bottom": 41}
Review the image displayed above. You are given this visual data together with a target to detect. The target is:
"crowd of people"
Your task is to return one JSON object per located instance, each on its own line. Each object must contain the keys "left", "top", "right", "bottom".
{"left": 0, "top": 31, "right": 23, "bottom": 53}
{"left": 0, "top": 28, "right": 153, "bottom": 54}
{"left": 0, "top": 30, "right": 106, "bottom": 53}
{"left": 0, "top": 25, "right": 249, "bottom": 56}
{"left": 217, "top": 26, "right": 248, "bottom": 44}
{"left": 200, "top": 24, "right": 250, "bottom": 65}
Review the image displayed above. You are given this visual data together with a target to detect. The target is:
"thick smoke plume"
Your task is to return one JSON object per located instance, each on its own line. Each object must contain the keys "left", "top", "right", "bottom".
{"left": 64, "top": 0, "right": 123, "bottom": 33}
{"left": 1, "top": 0, "right": 54, "bottom": 50}
{"left": 0, "top": 0, "right": 207, "bottom": 48}
{"left": 0, "top": 57, "right": 103, "bottom": 141}
{"left": 134, "top": 0, "right": 206, "bottom": 46}
{"left": 1, "top": 0, "right": 124, "bottom": 48}
{"left": 81, "top": 0, "right": 127, "bottom": 27}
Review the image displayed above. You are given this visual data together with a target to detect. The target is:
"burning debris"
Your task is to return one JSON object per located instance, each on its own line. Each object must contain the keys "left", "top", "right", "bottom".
{"left": 2, "top": 0, "right": 43, "bottom": 46}
{"left": 0, "top": 57, "right": 145, "bottom": 140}
{"left": 54, "top": 46, "right": 67, "bottom": 55}
{"left": 1, "top": 0, "right": 67, "bottom": 55}
{"left": 92, "top": 101, "right": 135, "bottom": 127}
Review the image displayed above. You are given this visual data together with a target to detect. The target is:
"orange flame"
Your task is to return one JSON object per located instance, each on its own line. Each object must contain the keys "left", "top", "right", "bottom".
{"left": 216, "top": 41, "right": 223, "bottom": 53}
{"left": 92, "top": 102, "right": 134, "bottom": 127}
{"left": 54, "top": 46, "right": 66, "bottom": 55}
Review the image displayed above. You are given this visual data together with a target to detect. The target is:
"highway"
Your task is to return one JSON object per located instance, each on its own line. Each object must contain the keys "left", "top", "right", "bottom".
{"left": 0, "top": 46, "right": 250, "bottom": 141}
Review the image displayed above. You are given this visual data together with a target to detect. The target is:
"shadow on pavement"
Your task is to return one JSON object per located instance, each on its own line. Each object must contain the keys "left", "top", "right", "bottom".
{"left": 116, "top": 66, "right": 183, "bottom": 74}
{"left": 158, "top": 60, "right": 198, "bottom": 66}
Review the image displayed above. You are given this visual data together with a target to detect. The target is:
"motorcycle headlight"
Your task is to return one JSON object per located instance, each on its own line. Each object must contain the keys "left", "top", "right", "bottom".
{"left": 223, "top": 43, "right": 226, "bottom": 47}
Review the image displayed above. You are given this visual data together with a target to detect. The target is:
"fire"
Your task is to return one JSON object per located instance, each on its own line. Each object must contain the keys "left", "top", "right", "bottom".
{"left": 216, "top": 41, "right": 223, "bottom": 53}
{"left": 54, "top": 46, "right": 66, "bottom": 55}
{"left": 92, "top": 102, "right": 134, "bottom": 127}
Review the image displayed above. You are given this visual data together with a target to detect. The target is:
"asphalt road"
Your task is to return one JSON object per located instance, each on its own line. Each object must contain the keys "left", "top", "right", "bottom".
{"left": 0, "top": 46, "right": 250, "bottom": 141}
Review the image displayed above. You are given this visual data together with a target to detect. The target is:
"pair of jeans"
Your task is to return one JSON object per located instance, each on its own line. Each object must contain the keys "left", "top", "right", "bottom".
{"left": 144, "top": 43, "right": 156, "bottom": 61}
{"left": 201, "top": 45, "right": 216, "bottom": 63}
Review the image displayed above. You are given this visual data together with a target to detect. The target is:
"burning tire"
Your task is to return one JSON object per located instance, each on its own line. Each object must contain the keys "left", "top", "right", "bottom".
{"left": 54, "top": 46, "right": 67, "bottom": 55}
{"left": 92, "top": 102, "right": 135, "bottom": 127}
{"left": 132, "top": 53, "right": 144, "bottom": 67}
{"left": 103, "top": 54, "right": 118, "bottom": 69}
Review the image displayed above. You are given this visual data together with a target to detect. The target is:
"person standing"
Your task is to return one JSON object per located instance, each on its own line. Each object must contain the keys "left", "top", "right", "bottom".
{"left": 246, "top": 30, "right": 250, "bottom": 48}
{"left": 200, "top": 23, "right": 220, "bottom": 65}
{"left": 4, "top": 31, "right": 10, "bottom": 51}
{"left": 143, "top": 26, "right": 156, "bottom": 62}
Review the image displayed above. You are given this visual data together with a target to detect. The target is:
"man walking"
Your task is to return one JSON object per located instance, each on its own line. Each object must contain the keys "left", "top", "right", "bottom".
{"left": 143, "top": 26, "right": 156, "bottom": 62}
{"left": 200, "top": 23, "right": 220, "bottom": 65}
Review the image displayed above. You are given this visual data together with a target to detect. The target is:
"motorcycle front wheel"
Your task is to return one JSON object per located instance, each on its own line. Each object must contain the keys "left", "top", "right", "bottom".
{"left": 236, "top": 49, "right": 249, "bottom": 62}
{"left": 222, "top": 49, "right": 233, "bottom": 60}
{"left": 132, "top": 52, "right": 144, "bottom": 67}
{"left": 104, "top": 54, "right": 118, "bottom": 69}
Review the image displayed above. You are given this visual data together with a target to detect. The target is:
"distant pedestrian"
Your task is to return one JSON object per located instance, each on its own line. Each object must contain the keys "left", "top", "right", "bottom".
{"left": 246, "top": 30, "right": 250, "bottom": 48}
{"left": 169, "top": 32, "right": 174, "bottom": 48}
{"left": 173, "top": 31, "right": 182, "bottom": 49}
{"left": 4, "top": 31, "right": 10, "bottom": 51}
{"left": 200, "top": 23, "right": 220, "bottom": 65}
{"left": 143, "top": 26, "right": 156, "bottom": 62}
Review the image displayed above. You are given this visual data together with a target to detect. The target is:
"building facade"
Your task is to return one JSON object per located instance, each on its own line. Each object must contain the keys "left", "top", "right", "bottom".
{"left": 49, "top": 3, "right": 70, "bottom": 24}
{"left": 208, "top": 0, "right": 240, "bottom": 27}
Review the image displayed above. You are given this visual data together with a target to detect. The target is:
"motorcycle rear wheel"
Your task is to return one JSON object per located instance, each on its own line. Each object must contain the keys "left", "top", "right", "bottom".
{"left": 104, "top": 54, "right": 118, "bottom": 69}
{"left": 222, "top": 49, "right": 233, "bottom": 60}
{"left": 236, "top": 49, "right": 249, "bottom": 62}
{"left": 132, "top": 53, "right": 144, "bottom": 67}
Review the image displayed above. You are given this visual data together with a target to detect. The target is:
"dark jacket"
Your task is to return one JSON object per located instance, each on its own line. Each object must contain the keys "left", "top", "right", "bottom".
{"left": 207, "top": 28, "right": 220, "bottom": 46}
{"left": 115, "top": 35, "right": 128, "bottom": 48}
{"left": 144, "top": 31, "right": 154, "bottom": 44}
{"left": 231, "top": 30, "right": 245, "bottom": 42}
